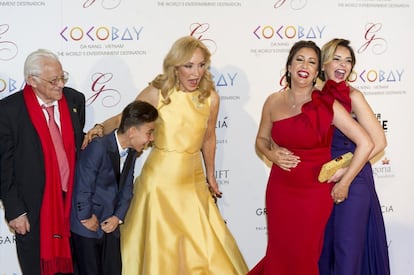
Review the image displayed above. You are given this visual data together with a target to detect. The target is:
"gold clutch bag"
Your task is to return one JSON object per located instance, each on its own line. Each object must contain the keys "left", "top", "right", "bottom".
{"left": 318, "top": 152, "right": 353, "bottom": 182}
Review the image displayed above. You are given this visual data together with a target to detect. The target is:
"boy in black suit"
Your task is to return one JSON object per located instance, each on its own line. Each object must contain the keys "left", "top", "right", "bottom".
{"left": 70, "top": 100, "right": 157, "bottom": 275}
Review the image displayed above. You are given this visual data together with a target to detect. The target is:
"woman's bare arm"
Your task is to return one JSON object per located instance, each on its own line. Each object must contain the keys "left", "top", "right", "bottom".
{"left": 331, "top": 100, "right": 374, "bottom": 202}
{"left": 82, "top": 85, "right": 159, "bottom": 149}
{"left": 350, "top": 87, "right": 387, "bottom": 160}
{"left": 201, "top": 90, "right": 222, "bottom": 197}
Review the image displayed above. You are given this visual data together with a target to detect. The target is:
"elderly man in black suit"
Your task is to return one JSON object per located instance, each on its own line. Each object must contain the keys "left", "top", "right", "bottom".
{"left": 0, "top": 49, "right": 85, "bottom": 275}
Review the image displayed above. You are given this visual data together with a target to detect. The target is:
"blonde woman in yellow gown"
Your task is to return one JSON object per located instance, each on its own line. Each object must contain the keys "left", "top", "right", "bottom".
{"left": 83, "top": 36, "right": 248, "bottom": 275}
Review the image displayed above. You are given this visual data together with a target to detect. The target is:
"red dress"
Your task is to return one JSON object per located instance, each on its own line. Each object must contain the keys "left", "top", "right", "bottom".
{"left": 249, "top": 89, "right": 335, "bottom": 275}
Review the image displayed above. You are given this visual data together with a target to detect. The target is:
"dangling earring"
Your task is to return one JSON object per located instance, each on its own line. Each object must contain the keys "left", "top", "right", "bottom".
{"left": 287, "top": 71, "right": 291, "bottom": 77}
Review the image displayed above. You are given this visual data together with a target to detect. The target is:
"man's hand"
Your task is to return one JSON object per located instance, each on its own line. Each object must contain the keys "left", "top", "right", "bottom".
{"left": 9, "top": 214, "right": 30, "bottom": 235}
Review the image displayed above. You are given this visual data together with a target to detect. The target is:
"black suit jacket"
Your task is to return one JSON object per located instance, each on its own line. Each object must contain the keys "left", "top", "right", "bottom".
{"left": 0, "top": 87, "right": 85, "bottom": 225}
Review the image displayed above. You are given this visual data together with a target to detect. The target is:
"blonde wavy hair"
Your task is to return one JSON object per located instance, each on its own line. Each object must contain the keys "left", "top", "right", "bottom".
{"left": 151, "top": 36, "right": 215, "bottom": 104}
{"left": 320, "top": 38, "right": 356, "bottom": 82}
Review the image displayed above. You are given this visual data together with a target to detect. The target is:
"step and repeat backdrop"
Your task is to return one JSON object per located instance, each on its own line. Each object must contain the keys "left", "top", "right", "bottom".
{"left": 0, "top": 1, "right": 412, "bottom": 274}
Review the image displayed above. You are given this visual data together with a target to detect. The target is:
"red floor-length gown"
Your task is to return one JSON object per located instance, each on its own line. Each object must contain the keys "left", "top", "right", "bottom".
{"left": 249, "top": 89, "right": 336, "bottom": 275}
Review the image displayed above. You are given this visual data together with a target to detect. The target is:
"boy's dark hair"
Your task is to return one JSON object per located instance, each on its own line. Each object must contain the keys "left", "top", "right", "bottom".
{"left": 118, "top": 100, "right": 158, "bottom": 133}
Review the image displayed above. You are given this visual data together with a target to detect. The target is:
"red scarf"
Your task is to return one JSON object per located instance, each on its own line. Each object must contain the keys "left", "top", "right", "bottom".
{"left": 23, "top": 84, "right": 75, "bottom": 275}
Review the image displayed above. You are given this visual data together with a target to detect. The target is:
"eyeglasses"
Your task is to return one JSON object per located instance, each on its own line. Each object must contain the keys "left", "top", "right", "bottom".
{"left": 32, "top": 71, "right": 69, "bottom": 86}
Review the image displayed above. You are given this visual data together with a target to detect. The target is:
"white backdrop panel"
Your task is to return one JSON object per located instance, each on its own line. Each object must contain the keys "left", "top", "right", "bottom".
{"left": 0, "top": 0, "right": 412, "bottom": 274}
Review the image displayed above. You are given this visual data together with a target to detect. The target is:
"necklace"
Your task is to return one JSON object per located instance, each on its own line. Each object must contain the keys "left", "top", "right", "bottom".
{"left": 287, "top": 88, "right": 312, "bottom": 109}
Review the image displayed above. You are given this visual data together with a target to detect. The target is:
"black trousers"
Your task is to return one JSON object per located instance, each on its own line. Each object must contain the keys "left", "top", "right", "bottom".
{"left": 15, "top": 224, "right": 42, "bottom": 275}
{"left": 71, "top": 231, "right": 121, "bottom": 275}
{"left": 15, "top": 224, "right": 76, "bottom": 275}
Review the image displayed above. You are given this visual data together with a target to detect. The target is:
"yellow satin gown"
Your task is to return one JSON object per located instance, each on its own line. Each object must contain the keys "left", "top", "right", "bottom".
{"left": 120, "top": 88, "right": 248, "bottom": 275}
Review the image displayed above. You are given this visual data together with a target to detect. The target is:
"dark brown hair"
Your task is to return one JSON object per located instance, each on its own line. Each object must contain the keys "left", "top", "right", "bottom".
{"left": 284, "top": 40, "right": 321, "bottom": 88}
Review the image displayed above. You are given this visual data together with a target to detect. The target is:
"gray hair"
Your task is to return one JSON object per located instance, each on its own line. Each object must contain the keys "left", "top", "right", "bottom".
{"left": 24, "top": 49, "right": 60, "bottom": 82}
